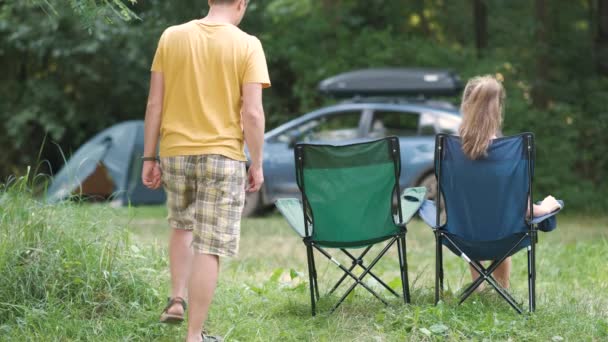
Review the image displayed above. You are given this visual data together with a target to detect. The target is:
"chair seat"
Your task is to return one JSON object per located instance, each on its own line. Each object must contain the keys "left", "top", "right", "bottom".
{"left": 419, "top": 199, "right": 563, "bottom": 260}
{"left": 442, "top": 232, "right": 531, "bottom": 261}
{"left": 276, "top": 197, "right": 399, "bottom": 248}
{"left": 276, "top": 187, "right": 427, "bottom": 240}
{"left": 275, "top": 198, "right": 306, "bottom": 237}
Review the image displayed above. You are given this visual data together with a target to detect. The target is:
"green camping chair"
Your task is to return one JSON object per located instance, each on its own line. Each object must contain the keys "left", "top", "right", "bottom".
{"left": 275, "top": 137, "right": 426, "bottom": 316}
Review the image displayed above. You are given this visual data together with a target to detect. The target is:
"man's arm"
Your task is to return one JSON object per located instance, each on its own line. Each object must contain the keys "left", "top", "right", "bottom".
{"left": 242, "top": 83, "right": 265, "bottom": 193}
{"left": 142, "top": 71, "right": 164, "bottom": 189}
{"left": 144, "top": 72, "right": 164, "bottom": 157}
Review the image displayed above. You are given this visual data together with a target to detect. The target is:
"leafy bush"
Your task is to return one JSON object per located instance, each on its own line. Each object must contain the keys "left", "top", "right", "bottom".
{"left": 1, "top": 0, "right": 606, "bottom": 211}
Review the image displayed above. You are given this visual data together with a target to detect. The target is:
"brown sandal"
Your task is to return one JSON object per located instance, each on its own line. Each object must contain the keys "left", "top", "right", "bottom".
{"left": 159, "top": 297, "right": 187, "bottom": 324}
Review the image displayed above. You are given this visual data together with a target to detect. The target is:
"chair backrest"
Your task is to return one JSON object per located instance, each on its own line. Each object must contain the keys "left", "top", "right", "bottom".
{"left": 436, "top": 133, "right": 535, "bottom": 241}
{"left": 295, "top": 137, "right": 402, "bottom": 247}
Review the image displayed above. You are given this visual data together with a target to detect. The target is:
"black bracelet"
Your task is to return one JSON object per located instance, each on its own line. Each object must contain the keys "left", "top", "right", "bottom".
{"left": 141, "top": 156, "right": 159, "bottom": 162}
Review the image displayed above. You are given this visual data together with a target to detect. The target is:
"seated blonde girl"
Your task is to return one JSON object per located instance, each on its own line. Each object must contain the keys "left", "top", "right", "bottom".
{"left": 458, "top": 75, "right": 561, "bottom": 289}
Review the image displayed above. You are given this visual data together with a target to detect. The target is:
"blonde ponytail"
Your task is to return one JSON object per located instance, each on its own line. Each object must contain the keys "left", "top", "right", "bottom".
{"left": 458, "top": 75, "right": 505, "bottom": 159}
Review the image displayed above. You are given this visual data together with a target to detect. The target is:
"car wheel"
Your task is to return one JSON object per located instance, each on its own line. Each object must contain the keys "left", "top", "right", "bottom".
{"left": 241, "top": 189, "right": 262, "bottom": 217}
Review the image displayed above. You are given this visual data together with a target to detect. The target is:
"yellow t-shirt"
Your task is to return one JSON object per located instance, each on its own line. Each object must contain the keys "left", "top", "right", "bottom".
{"left": 151, "top": 20, "right": 271, "bottom": 161}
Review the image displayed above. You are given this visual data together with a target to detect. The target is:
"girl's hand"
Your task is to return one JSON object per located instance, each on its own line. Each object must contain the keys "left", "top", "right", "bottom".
{"left": 539, "top": 195, "right": 561, "bottom": 214}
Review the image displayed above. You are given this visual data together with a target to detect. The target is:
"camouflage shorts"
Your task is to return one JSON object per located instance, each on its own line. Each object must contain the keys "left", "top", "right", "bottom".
{"left": 160, "top": 154, "right": 246, "bottom": 257}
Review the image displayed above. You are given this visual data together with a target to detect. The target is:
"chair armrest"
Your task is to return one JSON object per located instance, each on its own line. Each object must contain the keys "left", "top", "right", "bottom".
{"left": 275, "top": 198, "right": 308, "bottom": 237}
{"left": 530, "top": 199, "right": 564, "bottom": 232}
{"left": 530, "top": 199, "right": 564, "bottom": 224}
{"left": 418, "top": 199, "right": 440, "bottom": 228}
{"left": 395, "top": 187, "right": 427, "bottom": 225}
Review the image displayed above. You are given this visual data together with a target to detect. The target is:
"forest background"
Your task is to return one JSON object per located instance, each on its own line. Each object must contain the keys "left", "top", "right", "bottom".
{"left": 1, "top": 0, "right": 607, "bottom": 211}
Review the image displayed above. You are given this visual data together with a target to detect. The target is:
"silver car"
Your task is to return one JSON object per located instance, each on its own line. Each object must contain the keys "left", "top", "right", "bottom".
{"left": 243, "top": 98, "right": 461, "bottom": 216}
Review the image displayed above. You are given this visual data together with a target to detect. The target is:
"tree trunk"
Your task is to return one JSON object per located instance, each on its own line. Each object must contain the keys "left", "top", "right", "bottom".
{"left": 532, "top": 0, "right": 550, "bottom": 109}
{"left": 473, "top": 0, "right": 488, "bottom": 58}
{"left": 416, "top": 0, "right": 431, "bottom": 36}
{"left": 597, "top": 0, "right": 608, "bottom": 75}
{"left": 320, "top": 0, "right": 341, "bottom": 28}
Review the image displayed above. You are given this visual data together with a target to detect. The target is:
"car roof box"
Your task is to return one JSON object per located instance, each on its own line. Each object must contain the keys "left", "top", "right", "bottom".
{"left": 318, "top": 68, "right": 463, "bottom": 98}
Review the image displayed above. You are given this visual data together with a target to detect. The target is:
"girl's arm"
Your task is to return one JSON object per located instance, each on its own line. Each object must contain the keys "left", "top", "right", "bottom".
{"left": 527, "top": 195, "right": 561, "bottom": 218}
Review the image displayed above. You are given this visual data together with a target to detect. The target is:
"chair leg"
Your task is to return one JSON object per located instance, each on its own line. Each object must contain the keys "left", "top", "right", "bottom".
{"left": 458, "top": 257, "right": 526, "bottom": 314}
{"left": 341, "top": 248, "right": 399, "bottom": 297}
{"left": 434, "top": 231, "right": 441, "bottom": 305}
{"left": 328, "top": 263, "right": 355, "bottom": 295}
{"left": 311, "top": 237, "right": 406, "bottom": 314}
{"left": 484, "top": 274, "right": 524, "bottom": 314}
{"left": 397, "top": 236, "right": 405, "bottom": 303}
{"left": 459, "top": 271, "right": 485, "bottom": 304}
{"left": 310, "top": 246, "right": 320, "bottom": 300}
{"left": 487, "top": 274, "right": 520, "bottom": 305}
{"left": 329, "top": 247, "right": 372, "bottom": 295}
{"left": 527, "top": 245, "right": 532, "bottom": 313}
{"left": 531, "top": 232, "right": 537, "bottom": 312}
{"left": 315, "top": 243, "right": 394, "bottom": 313}
{"left": 464, "top": 260, "right": 523, "bottom": 314}
{"left": 398, "top": 234, "right": 411, "bottom": 303}
{"left": 438, "top": 235, "right": 444, "bottom": 295}
{"left": 306, "top": 245, "right": 316, "bottom": 316}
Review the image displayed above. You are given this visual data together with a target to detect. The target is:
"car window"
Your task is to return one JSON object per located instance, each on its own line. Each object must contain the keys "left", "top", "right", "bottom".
{"left": 276, "top": 120, "right": 319, "bottom": 144}
{"left": 276, "top": 110, "right": 362, "bottom": 144}
{"left": 369, "top": 111, "right": 420, "bottom": 138}
{"left": 305, "top": 111, "right": 362, "bottom": 142}
{"left": 437, "top": 115, "right": 460, "bottom": 134}
{"left": 419, "top": 112, "right": 437, "bottom": 136}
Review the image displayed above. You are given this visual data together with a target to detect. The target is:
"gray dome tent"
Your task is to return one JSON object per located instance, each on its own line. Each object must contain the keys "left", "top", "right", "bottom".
{"left": 47, "top": 120, "right": 166, "bottom": 205}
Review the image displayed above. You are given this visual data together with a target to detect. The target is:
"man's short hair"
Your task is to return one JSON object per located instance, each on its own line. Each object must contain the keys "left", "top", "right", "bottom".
{"left": 210, "top": 0, "right": 241, "bottom": 5}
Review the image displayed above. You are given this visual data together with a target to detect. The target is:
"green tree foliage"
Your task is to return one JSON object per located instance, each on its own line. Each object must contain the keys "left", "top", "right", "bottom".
{"left": 30, "top": 0, "right": 139, "bottom": 30}
{"left": 0, "top": 1, "right": 152, "bottom": 176}
{"left": 0, "top": 0, "right": 606, "bottom": 210}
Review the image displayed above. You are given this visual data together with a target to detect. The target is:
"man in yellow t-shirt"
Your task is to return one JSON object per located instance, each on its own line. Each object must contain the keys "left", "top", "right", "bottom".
{"left": 141, "top": 1, "right": 270, "bottom": 340}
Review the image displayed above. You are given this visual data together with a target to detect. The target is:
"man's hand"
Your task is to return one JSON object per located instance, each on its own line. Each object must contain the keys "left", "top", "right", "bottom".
{"left": 142, "top": 160, "right": 162, "bottom": 189}
{"left": 246, "top": 164, "right": 264, "bottom": 193}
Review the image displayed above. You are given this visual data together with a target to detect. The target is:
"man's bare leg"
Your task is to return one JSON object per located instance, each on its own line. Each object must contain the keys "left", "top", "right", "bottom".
{"left": 167, "top": 228, "right": 193, "bottom": 315}
{"left": 186, "top": 253, "right": 220, "bottom": 342}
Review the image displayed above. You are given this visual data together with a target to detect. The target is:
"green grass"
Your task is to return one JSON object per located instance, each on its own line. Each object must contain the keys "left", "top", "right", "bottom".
{"left": 1, "top": 183, "right": 607, "bottom": 341}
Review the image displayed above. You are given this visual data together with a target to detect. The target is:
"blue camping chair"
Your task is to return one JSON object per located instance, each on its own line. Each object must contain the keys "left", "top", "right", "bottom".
{"left": 419, "top": 133, "right": 563, "bottom": 313}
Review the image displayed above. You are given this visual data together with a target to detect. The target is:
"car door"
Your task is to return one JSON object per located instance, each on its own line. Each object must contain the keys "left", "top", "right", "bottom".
{"left": 365, "top": 108, "right": 436, "bottom": 189}
{"left": 263, "top": 108, "right": 368, "bottom": 203}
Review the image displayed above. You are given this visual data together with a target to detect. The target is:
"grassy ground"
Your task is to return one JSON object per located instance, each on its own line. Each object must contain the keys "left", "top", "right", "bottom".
{"left": 1, "top": 195, "right": 607, "bottom": 341}
{"left": 128, "top": 206, "right": 608, "bottom": 341}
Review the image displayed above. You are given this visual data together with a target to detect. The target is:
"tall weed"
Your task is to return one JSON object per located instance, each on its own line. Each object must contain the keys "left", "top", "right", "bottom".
{"left": 0, "top": 173, "right": 166, "bottom": 339}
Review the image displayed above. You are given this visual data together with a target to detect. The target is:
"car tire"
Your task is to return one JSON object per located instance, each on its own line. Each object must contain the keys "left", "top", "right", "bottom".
{"left": 241, "top": 189, "right": 263, "bottom": 218}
